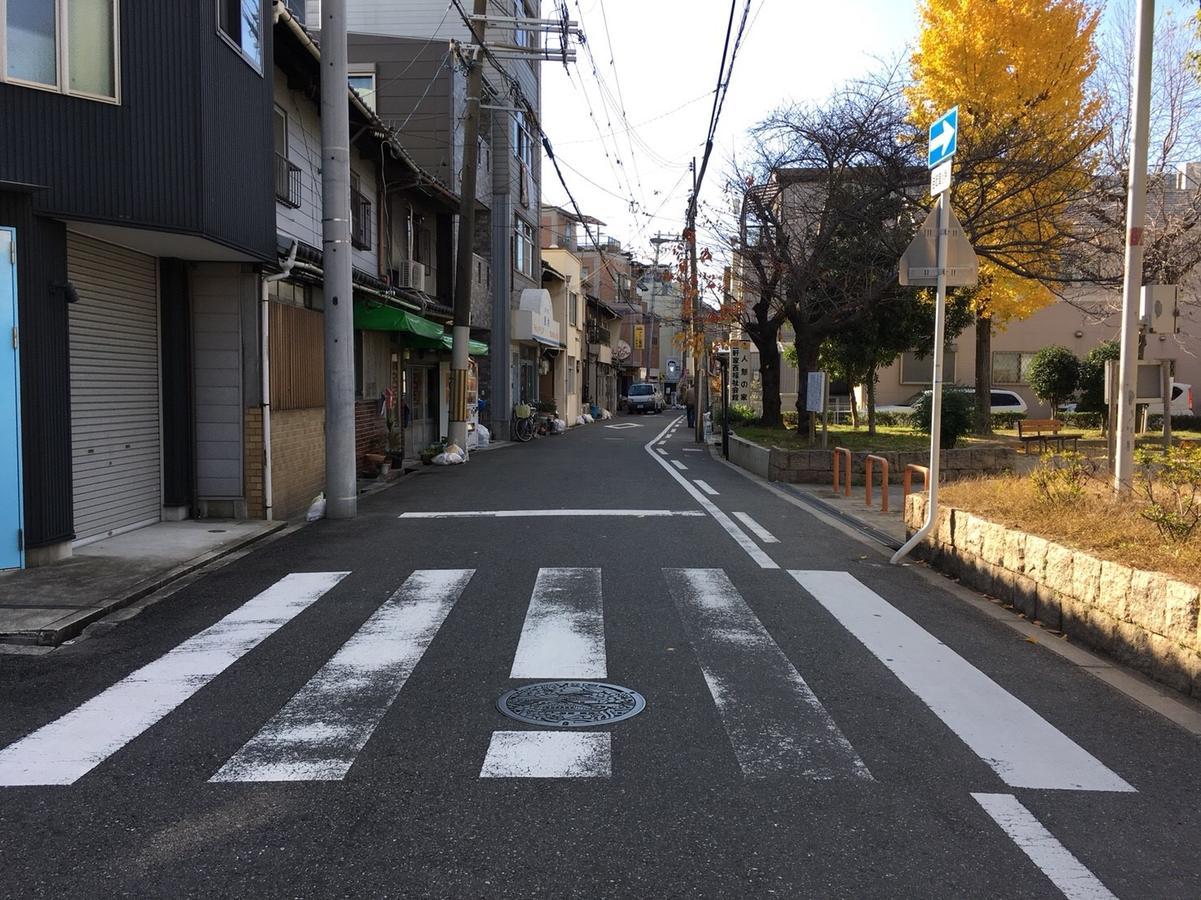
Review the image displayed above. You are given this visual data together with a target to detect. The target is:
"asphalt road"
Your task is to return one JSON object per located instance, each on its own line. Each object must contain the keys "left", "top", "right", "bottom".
{"left": 0, "top": 413, "right": 1198, "bottom": 898}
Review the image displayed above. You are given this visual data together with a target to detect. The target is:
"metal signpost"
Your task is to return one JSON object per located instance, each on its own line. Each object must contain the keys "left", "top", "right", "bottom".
{"left": 892, "top": 107, "right": 977, "bottom": 566}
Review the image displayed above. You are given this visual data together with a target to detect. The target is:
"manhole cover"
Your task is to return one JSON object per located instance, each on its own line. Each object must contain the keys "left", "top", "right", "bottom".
{"left": 497, "top": 681, "right": 646, "bottom": 727}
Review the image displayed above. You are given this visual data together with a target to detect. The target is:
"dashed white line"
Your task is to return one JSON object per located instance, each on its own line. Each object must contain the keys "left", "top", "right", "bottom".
{"left": 733, "top": 512, "right": 779, "bottom": 543}
{"left": 671, "top": 460, "right": 688, "bottom": 471}
{"left": 972, "top": 793, "right": 1118, "bottom": 899}
{"left": 480, "top": 731, "right": 611, "bottom": 778}
{"left": 693, "top": 480, "right": 719, "bottom": 496}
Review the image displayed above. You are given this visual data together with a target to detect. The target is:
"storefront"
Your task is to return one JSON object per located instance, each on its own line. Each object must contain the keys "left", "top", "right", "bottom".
{"left": 512, "top": 289, "right": 564, "bottom": 409}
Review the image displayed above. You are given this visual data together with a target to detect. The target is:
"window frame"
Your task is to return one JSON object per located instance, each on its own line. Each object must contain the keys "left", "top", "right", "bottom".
{"left": 568, "top": 290, "right": 578, "bottom": 328}
{"left": 1, "top": 0, "right": 121, "bottom": 103}
{"left": 991, "top": 350, "right": 1036, "bottom": 385}
{"left": 347, "top": 65, "right": 376, "bottom": 112}
{"left": 216, "top": 0, "right": 264, "bottom": 74}
{"left": 514, "top": 215, "right": 535, "bottom": 279}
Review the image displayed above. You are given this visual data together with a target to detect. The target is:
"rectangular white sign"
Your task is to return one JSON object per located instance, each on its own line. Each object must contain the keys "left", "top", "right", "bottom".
{"left": 930, "top": 160, "right": 951, "bottom": 196}
{"left": 806, "top": 371, "right": 827, "bottom": 413}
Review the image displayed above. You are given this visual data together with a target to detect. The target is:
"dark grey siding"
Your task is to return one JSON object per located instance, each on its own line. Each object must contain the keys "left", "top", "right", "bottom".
{"left": 0, "top": 2, "right": 275, "bottom": 260}
{"left": 0, "top": 192, "right": 73, "bottom": 548}
{"left": 349, "top": 35, "right": 454, "bottom": 184}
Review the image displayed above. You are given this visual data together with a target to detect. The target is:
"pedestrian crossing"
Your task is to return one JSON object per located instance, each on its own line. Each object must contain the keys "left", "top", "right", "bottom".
{"left": 0, "top": 567, "right": 1134, "bottom": 796}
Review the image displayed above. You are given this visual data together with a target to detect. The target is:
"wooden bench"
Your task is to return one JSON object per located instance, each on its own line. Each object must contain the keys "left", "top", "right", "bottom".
{"left": 1017, "top": 418, "right": 1082, "bottom": 454}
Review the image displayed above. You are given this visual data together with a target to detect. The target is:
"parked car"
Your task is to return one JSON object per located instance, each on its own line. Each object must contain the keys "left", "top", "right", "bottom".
{"left": 1060, "top": 383, "right": 1193, "bottom": 416}
{"left": 873, "top": 388, "right": 1028, "bottom": 417}
{"left": 626, "top": 383, "right": 664, "bottom": 414}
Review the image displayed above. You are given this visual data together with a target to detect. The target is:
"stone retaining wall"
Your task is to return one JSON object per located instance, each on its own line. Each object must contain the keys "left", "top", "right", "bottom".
{"left": 904, "top": 495, "right": 1201, "bottom": 698}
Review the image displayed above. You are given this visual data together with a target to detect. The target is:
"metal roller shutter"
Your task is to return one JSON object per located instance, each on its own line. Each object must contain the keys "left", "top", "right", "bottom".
{"left": 68, "top": 233, "right": 161, "bottom": 543}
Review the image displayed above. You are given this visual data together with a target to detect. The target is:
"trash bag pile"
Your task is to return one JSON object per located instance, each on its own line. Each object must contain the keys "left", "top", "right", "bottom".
{"left": 433, "top": 443, "right": 466, "bottom": 465}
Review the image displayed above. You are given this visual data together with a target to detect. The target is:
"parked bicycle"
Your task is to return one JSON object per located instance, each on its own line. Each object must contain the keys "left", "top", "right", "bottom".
{"left": 511, "top": 402, "right": 536, "bottom": 442}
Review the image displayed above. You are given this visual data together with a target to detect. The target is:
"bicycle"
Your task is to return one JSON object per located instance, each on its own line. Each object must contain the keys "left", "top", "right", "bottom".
{"left": 511, "top": 402, "right": 536, "bottom": 442}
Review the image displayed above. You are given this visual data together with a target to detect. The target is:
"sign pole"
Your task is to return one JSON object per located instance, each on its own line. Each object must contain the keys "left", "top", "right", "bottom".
{"left": 892, "top": 187, "right": 950, "bottom": 564}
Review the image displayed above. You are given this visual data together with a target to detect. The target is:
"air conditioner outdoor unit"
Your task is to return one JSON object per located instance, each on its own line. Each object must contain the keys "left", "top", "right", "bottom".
{"left": 397, "top": 260, "right": 426, "bottom": 293}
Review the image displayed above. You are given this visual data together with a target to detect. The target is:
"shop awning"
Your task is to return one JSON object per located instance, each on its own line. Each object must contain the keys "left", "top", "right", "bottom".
{"left": 440, "top": 333, "right": 489, "bottom": 355}
{"left": 353, "top": 303, "right": 445, "bottom": 339}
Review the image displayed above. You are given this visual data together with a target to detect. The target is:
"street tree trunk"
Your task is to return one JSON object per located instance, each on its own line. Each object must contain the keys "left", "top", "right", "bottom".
{"left": 749, "top": 324, "right": 783, "bottom": 427}
{"left": 974, "top": 313, "right": 993, "bottom": 435}
{"left": 866, "top": 366, "right": 877, "bottom": 435}
{"left": 791, "top": 330, "right": 821, "bottom": 435}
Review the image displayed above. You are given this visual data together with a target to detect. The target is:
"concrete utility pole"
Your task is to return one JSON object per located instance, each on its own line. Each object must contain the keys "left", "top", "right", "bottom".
{"left": 449, "top": 0, "right": 490, "bottom": 456}
{"left": 1113, "top": 0, "right": 1155, "bottom": 495}
{"left": 320, "top": 0, "right": 356, "bottom": 519}
{"left": 688, "top": 158, "right": 704, "bottom": 443}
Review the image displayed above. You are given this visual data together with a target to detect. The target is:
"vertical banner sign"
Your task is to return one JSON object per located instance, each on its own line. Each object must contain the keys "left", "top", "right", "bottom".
{"left": 805, "top": 372, "right": 827, "bottom": 413}
{"left": 729, "top": 340, "right": 752, "bottom": 403}
{"left": 633, "top": 324, "right": 645, "bottom": 351}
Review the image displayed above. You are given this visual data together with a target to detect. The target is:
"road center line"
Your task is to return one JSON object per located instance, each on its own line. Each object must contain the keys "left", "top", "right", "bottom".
{"left": 791, "top": 571, "right": 1134, "bottom": 792}
{"left": 398, "top": 509, "right": 705, "bottom": 519}
{"left": 972, "top": 793, "right": 1118, "bottom": 899}
{"left": 0, "top": 572, "right": 349, "bottom": 786}
{"left": 733, "top": 512, "right": 779, "bottom": 543}
{"left": 643, "top": 417, "right": 778, "bottom": 569}
{"left": 511, "top": 568, "right": 605, "bottom": 679}
{"left": 210, "top": 569, "right": 473, "bottom": 783}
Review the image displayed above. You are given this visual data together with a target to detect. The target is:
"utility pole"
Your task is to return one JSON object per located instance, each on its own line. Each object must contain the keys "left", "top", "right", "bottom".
{"left": 449, "top": 0, "right": 489, "bottom": 456}
{"left": 1113, "top": 0, "right": 1155, "bottom": 495}
{"left": 649, "top": 233, "right": 671, "bottom": 401}
{"left": 688, "top": 158, "right": 704, "bottom": 443}
{"left": 320, "top": 0, "right": 356, "bottom": 519}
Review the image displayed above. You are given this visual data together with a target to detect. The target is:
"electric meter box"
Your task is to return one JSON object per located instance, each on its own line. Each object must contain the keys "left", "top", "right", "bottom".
{"left": 1141, "top": 284, "right": 1179, "bottom": 334}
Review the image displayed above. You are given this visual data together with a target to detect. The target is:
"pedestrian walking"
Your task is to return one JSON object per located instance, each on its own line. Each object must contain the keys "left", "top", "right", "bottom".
{"left": 683, "top": 381, "right": 696, "bottom": 429}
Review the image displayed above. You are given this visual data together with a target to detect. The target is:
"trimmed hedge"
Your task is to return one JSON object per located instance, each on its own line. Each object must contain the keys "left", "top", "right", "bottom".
{"left": 1149, "top": 414, "right": 1201, "bottom": 432}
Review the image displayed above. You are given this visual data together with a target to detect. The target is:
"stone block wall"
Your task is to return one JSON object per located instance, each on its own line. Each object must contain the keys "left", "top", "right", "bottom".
{"left": 905, "top": 495, "right": 1201, "bottom": 698}
{"left": 244, "top": 407, "right": 264, "bottom": 519}
{"left": 271, "top": 407, "right": 326, "bottom": 520}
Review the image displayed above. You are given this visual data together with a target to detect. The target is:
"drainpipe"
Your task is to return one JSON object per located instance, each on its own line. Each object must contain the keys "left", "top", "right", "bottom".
{"left": 261, "top": 241, "right": 298, "bottom": 522}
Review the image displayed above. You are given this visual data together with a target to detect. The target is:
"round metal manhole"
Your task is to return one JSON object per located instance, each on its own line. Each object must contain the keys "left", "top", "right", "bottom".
{"left": 497, "top": 681, "right": 646, "bottom": 727}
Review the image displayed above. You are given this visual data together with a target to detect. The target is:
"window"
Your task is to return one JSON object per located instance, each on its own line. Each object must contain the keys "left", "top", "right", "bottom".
{"left": 580, "top": 266, "right": 590, "bottom": 286}
{"left": 273, "top": 107, "right": 301, "bottom": 207}
{"left": 900, "top": 350, "right": 957, "bottom": 385}
{"left": 990, "top": 390, "right": 1023, "bottom": 408}
{"left": 514, "top": 217, "right": 534, "bottom": 278}
{"left": 348, "top": 69, "right": 376, "bottom": 111}
{"left": 512, "top": 109, "right": 535, "bottom": 167}
{"left": 513, "top": 0, "right": 530, "bottom": 48}
{"left": 218, "top": 0, "right": 263, "bottom": 71}
{"left": 992, "top": 351, "right": 1036, "bottom": 385}
{"left": 567, "top": 355, "right": 576, "bottom": 395}
{"left": 350, "top": 173, "right": 373, "bottom": 251}
{"left": 568, "top": 291, "right": 578, "bottom": 327}
{"left": 3, "top": 0, "right": 118, "bottom": 100}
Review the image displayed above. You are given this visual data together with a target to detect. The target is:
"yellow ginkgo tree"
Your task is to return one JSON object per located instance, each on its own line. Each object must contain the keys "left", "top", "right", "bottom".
{"left": 908, "top": 0, "right": 1105, "bottom": 432}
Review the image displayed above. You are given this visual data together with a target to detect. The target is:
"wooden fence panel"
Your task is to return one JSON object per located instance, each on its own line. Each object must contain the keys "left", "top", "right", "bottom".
{"left": 270, "top": 303, "right": 325, "bottom": 410}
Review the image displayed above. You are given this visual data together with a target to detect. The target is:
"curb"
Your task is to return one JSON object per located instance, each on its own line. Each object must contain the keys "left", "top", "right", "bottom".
{"left": 0, "top": 522, "right": 288, "bottom": 648}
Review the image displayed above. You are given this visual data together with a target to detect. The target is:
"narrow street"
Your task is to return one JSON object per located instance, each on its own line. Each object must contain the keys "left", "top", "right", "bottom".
{"left": 0, "top": 417, "right": 1196, "bottom": 898}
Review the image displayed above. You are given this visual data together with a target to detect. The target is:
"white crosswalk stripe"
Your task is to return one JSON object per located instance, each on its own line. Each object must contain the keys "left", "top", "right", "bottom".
{"left": 791, "top": 571, "right": 1134, "bottom": 792}
{"left": 510, "top": 568, "right": 606, "bottom": 679}
{"left": 663, "top": 568, "right": 872, "bottom": 781}
{"left": 212, "top": 569, "right": 474, "bottom": 783}
{"left": 480, "top": 731, "right": 611, "bottom": 778}
{"left": 0, "top": 572, "right": 349, "bottom": 786}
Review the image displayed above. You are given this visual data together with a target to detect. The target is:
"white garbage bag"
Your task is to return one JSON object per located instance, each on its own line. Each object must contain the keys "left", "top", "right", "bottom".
{"left": 306, "top": 493, "right": 326, "bottom": 522}
{"left": 583, "top": 413, "right": 594, "bottom": 424}
{"left": 601, "top": 409, "right": 613, "bottom": 420}
{"left": 432, "top": 450, "right": 465, "bottom": 465}
{"left": 576, "top": 415, "right": 587, "bottom": 426}
{"left": 474, "top": 424, "right": 490, "bottom": 447}
{"left": 552, "top": 418, "right": 566, "bottom": 434}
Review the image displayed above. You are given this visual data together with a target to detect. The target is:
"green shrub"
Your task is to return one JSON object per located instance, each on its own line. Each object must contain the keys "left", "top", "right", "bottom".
{"left": 1148, "top": 414, "right": 1201, "bottom": 432}
{"left": 1076, "top": 340, "right": 1119, "bottom": 414}
{"left": 1030, "top": 451, "right": 1091, "bottom": 506}
{"left": 909, "top": 386, "right": 975, "bottom": 448}
{"left": 1060, "top": 411, "right": 1103, "bottom": 429}
{"left": 717, "top": 403, "right": 759, "bottom": 429}
{"left": 1028, "top": 346, "right": 1080, "bottom": 414}
{"left": 874, "top": 411, "right": 911, "bottom": 427}
{"left": 1135, "top": 446, "right": 1201, "bottom": 544}
{"left": 782, "top": 410, "right": 799, "bottom": 428}
{"left": 991, "top": 412, "right": 1027, "bottom": 430}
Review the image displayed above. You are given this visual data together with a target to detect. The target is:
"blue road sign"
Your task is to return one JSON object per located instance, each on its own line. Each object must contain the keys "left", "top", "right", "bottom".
{"left": 927, "top": 106, "right": 958, "bottom": 168}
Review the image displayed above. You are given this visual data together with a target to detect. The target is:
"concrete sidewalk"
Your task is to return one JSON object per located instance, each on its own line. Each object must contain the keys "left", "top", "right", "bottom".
{"left": 0, "top": 520, "right": 283, "bottom": 646}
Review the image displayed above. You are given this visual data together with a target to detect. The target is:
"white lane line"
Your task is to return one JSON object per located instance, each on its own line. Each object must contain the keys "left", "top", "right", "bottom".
{"left": 664, "top": 568, "right": 871, "bottom": 780}
{"left": 0, "top": 572, "right": 349, "bottom": 786}
{"left": 644, "top": 418, "right": 778, "bottom": 569}
{"left": 693, "top": 480, "right": 719, "bottom": 496}
{"left": 791, "top": 571, "right": 1134, "bottom": 792}
{"left": 671, "top": 460, "right": 688, "bottom": 471}
{"left": 656, "top": 448, "right": 669, "bottom": 456}
{"left": 480, "top": 731, "right": 611, "bottom": 778}
{"left": 398, "top": 509, "right": 704, "bottom": 519}
{"left": 511, "top": 568, "right": 605, "bottom": 679}
{"left": 211, "top": 569, "right": 473, "bottom": 783}
{"left": 682, "top": 448, "right": 703, "bottom": 453}
{"left": 733, "top": 512, "right": 779, "bottom": 543}
{"left": 972, "top": 794, "right": 1118, "bottom": 899}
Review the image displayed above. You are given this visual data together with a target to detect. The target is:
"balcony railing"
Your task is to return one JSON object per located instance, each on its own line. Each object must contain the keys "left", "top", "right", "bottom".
{"left": 587, "top": 325, "right": 611, "bottom": 345}
{"left": 274, "top": 153, "right": 302, "bottom": 208}
{"left": 351, "top": 188, "right": 372, "bottom": 250}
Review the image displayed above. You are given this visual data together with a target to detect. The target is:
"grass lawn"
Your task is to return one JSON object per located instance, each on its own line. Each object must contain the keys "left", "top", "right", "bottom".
{"left": 942, "top": 474, "right": 1200, "bottom": 585}
{"left": 733, "top": 423, "right": 1000, "bottom": 452}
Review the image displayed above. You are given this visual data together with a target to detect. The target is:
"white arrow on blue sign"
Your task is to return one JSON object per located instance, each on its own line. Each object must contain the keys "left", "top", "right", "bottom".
{"left": 927, "top": 106, "right": 958, "bottom": 169}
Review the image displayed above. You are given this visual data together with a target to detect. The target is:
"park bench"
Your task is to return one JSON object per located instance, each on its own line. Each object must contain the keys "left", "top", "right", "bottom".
{"left": 1017, "top": 418, "right": 1082, "bottom": 454}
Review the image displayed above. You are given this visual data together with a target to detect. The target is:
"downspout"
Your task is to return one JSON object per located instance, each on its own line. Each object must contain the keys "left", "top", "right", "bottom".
{"left": 261, "top": 241, "right": 298, "bottom": 522}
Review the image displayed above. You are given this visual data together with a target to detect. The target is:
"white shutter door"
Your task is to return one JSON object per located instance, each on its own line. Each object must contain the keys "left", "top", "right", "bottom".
{"left": 68, "top": 234, "right": 161, "bottom": 543}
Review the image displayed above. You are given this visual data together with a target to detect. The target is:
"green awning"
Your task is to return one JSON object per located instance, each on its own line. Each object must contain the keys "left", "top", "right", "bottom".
{"left": 353, "top": 303, "right": 445, "bottom": 339}
{"left": 443, "top": 333, "right": 489, "bottom": 356}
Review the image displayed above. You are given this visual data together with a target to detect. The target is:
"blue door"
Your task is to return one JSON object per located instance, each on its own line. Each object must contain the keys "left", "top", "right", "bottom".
{"left": 0, "top": 227, "right": 23, "bottom": 569}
